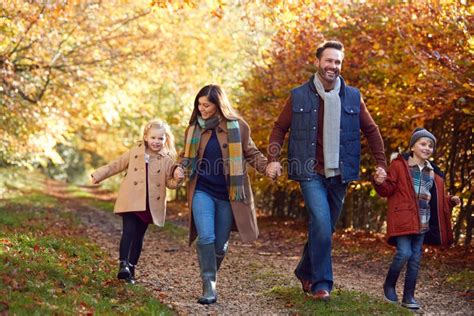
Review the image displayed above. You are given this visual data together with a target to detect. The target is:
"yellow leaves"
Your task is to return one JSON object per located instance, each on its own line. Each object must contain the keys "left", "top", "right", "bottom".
{"left": 150, "top": 0, "right": 197, "bottom": 11}
{"left": 101, "top": 94, "right": 122, "bottom": 125}
{"left": 468, "top": 36, "right": 474, "bottom": 55}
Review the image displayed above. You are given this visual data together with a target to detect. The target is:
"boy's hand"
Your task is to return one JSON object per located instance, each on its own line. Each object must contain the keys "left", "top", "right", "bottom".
{"left": 374, "top": 166, "right": 387, "bottom": 185}
{"left": 450, "top": 196, "right": 461, "bottom": 206}
{"left": 174, "top": 166, "right": 185, "bottom": 181}
{"left": 266, "top": 162, "right": 282, "bottom": 180}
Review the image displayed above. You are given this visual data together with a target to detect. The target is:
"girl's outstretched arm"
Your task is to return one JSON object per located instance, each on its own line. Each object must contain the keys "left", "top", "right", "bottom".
{"left": 91, "top": 151, "right": 130, "bottom": 183}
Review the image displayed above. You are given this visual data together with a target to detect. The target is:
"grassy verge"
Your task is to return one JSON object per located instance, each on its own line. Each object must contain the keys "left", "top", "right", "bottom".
{"left": 0, "top": 169, "right": 173, "bottom": 315}
{"left": 66, "top": 184, "right": 116, "bottom": 212}
{"left": 248, "top": 261, "right": 409, "bottom": 315}
{"left": 445, "top": 269, "right": 474, "bottom": 292}
{"left": 268, "top": 286, "right": 411, "bottom": 315}
{"left": 246, "top": 257, "right": 411, "bottom": 314}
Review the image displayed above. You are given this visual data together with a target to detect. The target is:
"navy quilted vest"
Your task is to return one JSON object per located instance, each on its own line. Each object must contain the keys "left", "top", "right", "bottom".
{"left": 288, "top": 76, "right": 361, "bottom": 183}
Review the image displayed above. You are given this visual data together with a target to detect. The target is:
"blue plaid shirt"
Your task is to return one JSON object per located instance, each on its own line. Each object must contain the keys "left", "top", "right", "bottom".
{"left": 408, "top": 157, "right": 435, "bottom": 233}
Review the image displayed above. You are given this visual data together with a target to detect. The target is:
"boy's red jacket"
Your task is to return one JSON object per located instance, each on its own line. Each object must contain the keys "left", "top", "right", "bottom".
{"left": 374, "top": 153, "right": 455, "bottom": 247}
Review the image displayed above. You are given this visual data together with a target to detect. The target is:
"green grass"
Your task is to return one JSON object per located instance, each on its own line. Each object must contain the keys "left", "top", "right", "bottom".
{"left": 0, "top": 167, "right": 46, "bottom": 198}
{"left": 446, "top": 269, "right": 474, "bottom": 291}
{"left": 88, "top": 199, "right": 115, "bottom": 212}
{"left": 66, "top": 184, "right": 116, "bottom": 212}
{"left": 252, "top": 260, "right": 410, "bottom": 315}
{"left": 160, "top": 222, "right": 188, "bottom": 241}
{"left": 0, "top": 172, "right": 173, "bottom": 315}
{"left": 268, "top": 286, "right": 411, "bottom": 315}
{"left": 254, "top": 270, "right": 287, "bottom": 283}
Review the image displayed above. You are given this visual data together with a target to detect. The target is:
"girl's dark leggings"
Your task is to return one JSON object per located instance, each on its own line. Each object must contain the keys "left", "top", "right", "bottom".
{"left": 119, "top": 213, "right": 149, "bottom": 265}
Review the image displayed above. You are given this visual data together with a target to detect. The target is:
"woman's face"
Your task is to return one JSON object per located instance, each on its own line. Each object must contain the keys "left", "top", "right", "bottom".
{"left": 198, "top": 96, "right": 218, "bottom": 120}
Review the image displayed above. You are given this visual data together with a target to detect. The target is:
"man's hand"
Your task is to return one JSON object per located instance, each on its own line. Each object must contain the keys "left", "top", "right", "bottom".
{"left": 374, "top": 166, "right": 387, "bottom": 185}
{"left": 266, "top": 161, "right": 282, "bottom": 180}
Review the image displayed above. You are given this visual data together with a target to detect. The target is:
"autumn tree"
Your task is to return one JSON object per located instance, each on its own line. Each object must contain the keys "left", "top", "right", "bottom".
{"left": 1, "top": 2, "right": 159, "bottom": 166}
{"left": 1, "top": 1, "right": 270, "bottom": 180}
{"left": 239, "top": 1, "right": 472, "bottom": 245}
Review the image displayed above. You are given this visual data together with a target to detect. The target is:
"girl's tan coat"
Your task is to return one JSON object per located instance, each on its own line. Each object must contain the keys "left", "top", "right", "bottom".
{"left": 91, "top": 141, "right": 179, "bottom": 226}
{"left": 182, "top": 119, "right": 268, "bottom": 245}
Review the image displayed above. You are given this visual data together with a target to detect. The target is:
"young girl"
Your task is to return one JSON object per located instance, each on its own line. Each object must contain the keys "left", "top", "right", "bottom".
{"left": 181, "top": 84, "right": 268, "bottom": 304}
{"left": 374, "top": 128, "right": 461, "bottom": 309}
{"left": 91, "top": 119, "right": 184, "bottom": 284}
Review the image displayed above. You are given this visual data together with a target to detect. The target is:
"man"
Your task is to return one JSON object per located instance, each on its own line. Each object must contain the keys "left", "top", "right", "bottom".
{"left": 266, "top": 40, "right": 387, "bottom": 301}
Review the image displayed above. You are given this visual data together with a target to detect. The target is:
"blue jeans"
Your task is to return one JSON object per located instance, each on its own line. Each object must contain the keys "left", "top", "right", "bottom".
{"left": 192, "top": 190, "right": 234, "bottom": 255}
{"left": 390, "top": 234, "right": 424, "bottom": 281}
{"left": 295, "top": 174, "right": 348, "bottom": 293}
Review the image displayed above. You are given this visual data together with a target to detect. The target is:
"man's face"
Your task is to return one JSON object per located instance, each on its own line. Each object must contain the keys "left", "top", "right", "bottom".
{"left": 315, "top": 48, "right": 344, "bottom": 84}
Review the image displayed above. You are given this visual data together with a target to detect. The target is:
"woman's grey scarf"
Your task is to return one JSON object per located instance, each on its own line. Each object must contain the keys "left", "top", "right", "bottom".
{"left": 313, "top": 74, "right": 341, "bottom": 177}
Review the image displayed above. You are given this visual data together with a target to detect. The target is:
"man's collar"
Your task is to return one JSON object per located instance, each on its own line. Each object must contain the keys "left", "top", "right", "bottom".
{"left": 309, "top": 75, "right": 346, "bottom": 94}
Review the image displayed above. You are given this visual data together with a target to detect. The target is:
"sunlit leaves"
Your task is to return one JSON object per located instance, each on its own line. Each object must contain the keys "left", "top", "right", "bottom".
{"left": 237, "top": 1, "right": 472, "bottom": 243}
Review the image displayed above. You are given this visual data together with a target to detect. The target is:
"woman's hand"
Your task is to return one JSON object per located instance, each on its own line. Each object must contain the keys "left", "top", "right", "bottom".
{"left": 174, "top": 166, "right": 185, "bottom": 181}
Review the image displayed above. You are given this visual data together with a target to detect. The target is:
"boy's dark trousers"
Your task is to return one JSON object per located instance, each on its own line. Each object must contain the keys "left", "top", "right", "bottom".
{"left": 384, "top": 233, "right": 424, "bottom": 308}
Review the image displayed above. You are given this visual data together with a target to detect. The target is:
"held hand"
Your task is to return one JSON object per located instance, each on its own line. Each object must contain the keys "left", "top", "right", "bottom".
{"left": 450, "top": 196, "right": 461, "bottom": 206}
{"left": 266, "top": 162, "right": 282, "bottom": 180}
{"left": 374, "top": 166, "right": 387, "bottom": 185}
{"left": 174, "top": 166, "right": 185, "bottom": 181}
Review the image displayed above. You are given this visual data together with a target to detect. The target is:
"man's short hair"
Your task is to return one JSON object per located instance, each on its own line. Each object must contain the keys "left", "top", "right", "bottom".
{"left": 315, "top": 41, "right": 344, "bottom": 59}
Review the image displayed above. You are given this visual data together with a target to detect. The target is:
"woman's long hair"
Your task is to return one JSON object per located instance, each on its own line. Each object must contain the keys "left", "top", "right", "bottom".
{"left": 142, "top": 119, "right": 177, "bottom": 159}
{"left": 188, "top": 84, "right": 241, "bottom": 124}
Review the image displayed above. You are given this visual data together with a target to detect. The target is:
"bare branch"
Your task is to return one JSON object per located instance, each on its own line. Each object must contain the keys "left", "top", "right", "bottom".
{"left": 8, "top": 5, "right": 46, "bottom": 58}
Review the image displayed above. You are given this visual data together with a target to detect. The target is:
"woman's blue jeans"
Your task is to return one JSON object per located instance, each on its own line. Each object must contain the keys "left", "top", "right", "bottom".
{"left": 295, "top": 174, "right": 348, "bottom": 293}
{"left": 390, "top": 234, "right": 424, "bottom": 281}
{"left": 192, "top": 190, "right": 233, "bottom": 255}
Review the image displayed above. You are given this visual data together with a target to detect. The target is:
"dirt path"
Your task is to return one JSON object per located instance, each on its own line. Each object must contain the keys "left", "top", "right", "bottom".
{"left": 67, "top": 206, "right": 295, "bottom": 314}
{"left": 48, "top": 181, "right": 473, "bottom": 315}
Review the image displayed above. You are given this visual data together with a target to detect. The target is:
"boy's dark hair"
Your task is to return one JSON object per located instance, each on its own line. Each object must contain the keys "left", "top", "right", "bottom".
{"left": 315, "top": 40, "right": 344, "bottom": 59}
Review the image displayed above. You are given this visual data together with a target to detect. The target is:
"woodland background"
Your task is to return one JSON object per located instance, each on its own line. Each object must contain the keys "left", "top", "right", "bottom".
{"left": 1, "top": 1, "right": 472, "bottom": 245}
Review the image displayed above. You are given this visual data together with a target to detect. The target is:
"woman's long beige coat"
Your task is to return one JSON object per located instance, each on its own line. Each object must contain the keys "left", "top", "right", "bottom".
{"left": 91, "top": 141, "right": 179, "bottom": 226}
{"left": 183, "top": 119, "right": 268, "bottom": 245}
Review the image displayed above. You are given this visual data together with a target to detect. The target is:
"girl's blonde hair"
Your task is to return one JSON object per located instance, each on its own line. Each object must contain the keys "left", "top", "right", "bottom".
{"left": 143, "top": 119, "right": 177, "bottom": 159}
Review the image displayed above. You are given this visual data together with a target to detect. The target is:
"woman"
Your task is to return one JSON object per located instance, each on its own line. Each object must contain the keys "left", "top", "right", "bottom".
{"left": 181, "top": 84, "right": 268, "bottom": 304}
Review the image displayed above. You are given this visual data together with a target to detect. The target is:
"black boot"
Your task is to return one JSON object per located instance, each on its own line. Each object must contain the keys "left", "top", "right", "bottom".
{"left": 401, "top": 277, "right": 420, "bottom": 310}
{"left": 196, "top": 243, "right": 217, "bottom": 304}
{"left": 117, "top": 260, "right": 131, "bottom": 280}
{"left": 126, "top": 263, "right": 136, "bottom": 284}
{"left": 383, "top": 268, "right": 400, "bottom": 303}
{"left": 216, "top": 250, "right": 227, "bottom": 271}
